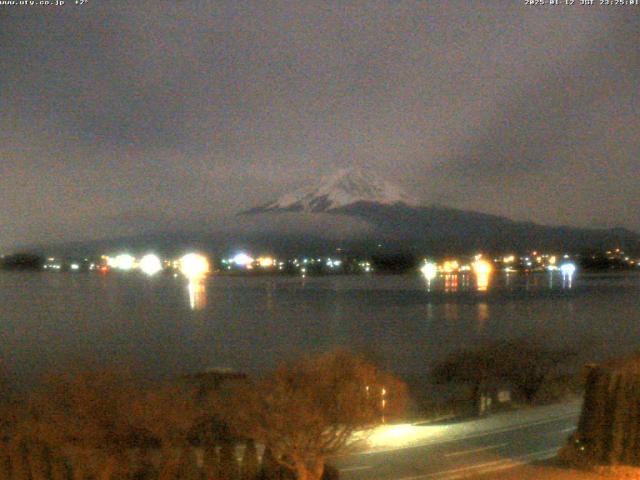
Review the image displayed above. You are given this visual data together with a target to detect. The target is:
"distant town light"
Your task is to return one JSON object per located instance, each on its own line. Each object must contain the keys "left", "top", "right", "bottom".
{"left": 560, "top": 262, "right": 576, "bottom": 288}
{"left": 472, "top": 258, "right": 493, "bottom": 275}
{"left": 560, "top": 262, "right": 576, "bottom": 276}
{"left": 440, "top": 260, "right": 459, "bottom": 274}
{"left": 257, "top": 256, "right": 275, "bottom": 268}
{"left": 232, "top": 253, "right": 254, "bottom": 266}
{"left": 420, "top": 262, "right": 438, "bottom": 282}
{"left": 140, "top": 254, "right": 163, "bottom": 276}
{"left": 113, "top": 254, "right": 135, "bottom": 271}
{"left": 180, "top": 253, "right": 210, "bottom": 279}
{"left": 472, "top": 258, "right": 493, "bottom": 291}
{"left": 70, "top": 263, "right": 80, "bottom": 271}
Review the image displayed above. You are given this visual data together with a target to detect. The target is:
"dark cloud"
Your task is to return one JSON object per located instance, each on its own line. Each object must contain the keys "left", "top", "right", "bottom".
{"left": 1, "top": 1, "right": 638, "bottom": 249}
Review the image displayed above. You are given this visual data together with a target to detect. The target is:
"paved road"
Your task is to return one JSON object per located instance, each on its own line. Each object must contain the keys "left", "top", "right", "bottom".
{"left": 336, "top": 402, "right": 582, "bottom": 480}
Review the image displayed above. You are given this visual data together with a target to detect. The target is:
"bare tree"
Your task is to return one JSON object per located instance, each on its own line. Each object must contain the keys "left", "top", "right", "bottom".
{"left": 0, "top": 364, "right": 15, "bottom": 479}
{"left": 571, "top": 355, "right": 640, "bottom": 466}
{"left": 432, "top": 338, "right": 574, "bottom": 408}
{"left": 241, "top": 439, "right": 259, "bottom": 480}
{"left": 217, "top": 350, "right": 407, "bottom": 480}
{"left": 25, "top": 369, "right": 160, "bottom": 480}
{"left": 129, "top": 380, "right": 203, "bottom": 480}
{"left": 4, "top": 368, "right": 212, "bottom": 480}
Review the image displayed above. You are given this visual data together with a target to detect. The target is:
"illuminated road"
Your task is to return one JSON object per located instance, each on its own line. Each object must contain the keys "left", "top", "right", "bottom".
{"left": 337, "top": 401, "right": 581, "bottom": 480}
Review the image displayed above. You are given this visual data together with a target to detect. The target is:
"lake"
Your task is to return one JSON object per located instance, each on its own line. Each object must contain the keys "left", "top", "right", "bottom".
{"left": 1, "top": 270, "right": 639, "bottom": 385}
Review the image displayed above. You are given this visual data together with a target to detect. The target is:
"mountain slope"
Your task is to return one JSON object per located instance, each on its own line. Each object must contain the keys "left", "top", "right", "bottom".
{"left": 333, "top": 201, "right": 640, "bottom": 253}
{"left": 33, "top": 202, "right": 640, "bottom": 258}
{"left": 241, "top": 169, "right": 640, "bottom": 254}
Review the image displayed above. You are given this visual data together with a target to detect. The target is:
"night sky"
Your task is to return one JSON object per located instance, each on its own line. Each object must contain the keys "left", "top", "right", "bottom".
{"left": 1, "top": 1, "right": 638, "bottom": 250}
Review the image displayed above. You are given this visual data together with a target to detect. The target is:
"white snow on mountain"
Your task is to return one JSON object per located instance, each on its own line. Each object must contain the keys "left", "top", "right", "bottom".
{"left": 256, "top": 168, "right": 415, "bottom": 213}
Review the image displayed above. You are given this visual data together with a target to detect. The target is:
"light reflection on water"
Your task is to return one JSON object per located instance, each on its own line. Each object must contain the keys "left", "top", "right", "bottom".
{"left": 562, "top": 271, "right": 574, "bottom": 289}
{"left": 0, "top": 270, "right": 638, "bottom": 384}
{"left": 444, "top": 274, "right": 458, "bottom": 293}
{"left": 420, "top": 270, "right": 579, "bottom": 294}
{"left": 475, "top": 271, "right": 490, "bottom": 291}
{"left": 187, "top": 279, "right": 207, "bottom": 311}
{"left": 477, "top": 302, "right": 489, "bottom": 330}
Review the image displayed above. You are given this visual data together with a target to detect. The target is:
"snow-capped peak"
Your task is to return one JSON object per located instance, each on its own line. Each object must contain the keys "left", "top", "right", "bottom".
{"left": 254, "top": 167, "right": 415, "bottom": 213}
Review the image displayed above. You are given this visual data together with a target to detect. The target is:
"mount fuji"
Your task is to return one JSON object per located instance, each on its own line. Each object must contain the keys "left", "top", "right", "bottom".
{"left": 245, "top": 168, "right": 415, "bottom": 214}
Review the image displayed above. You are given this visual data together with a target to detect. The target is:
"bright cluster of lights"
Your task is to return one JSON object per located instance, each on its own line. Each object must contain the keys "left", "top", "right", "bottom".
{"left": 494, "top": 252, "right": 572, "bottom": 272}
{"left": 417, "top": 254, "right": 581, "bottom": 289}
{"left": 139, "top": 254, "right": 163, "bottom": 276}
{"left": 180, "top": 253, "right": 210, "bottom": 279}
{"left": 419, "top": 256, "right": 496, "bottom": 291}
{"left": 101, "top": 252, "right": 213, "bottom": 279}
{"left": 257, "top": 256, "right": 274, "bottom": 268}
{"left": 440, "top": 260, "right": 460, "bottom": 274}
{"left": 560, "top": 262, "right": 577, "bottom": 276}
{"left": 221, "top": 252, "right": 290, "bottom": 271}
{"left": 560, "top": 262, "right": 576, "bottom": 288}
{"left": 420, "top": 262, "right": 438, "bottom": 282}
{"left": 472, "top": 258, "right": 493, "bottom": 276}
{"left": 110, "top": 254, "right": 135, "bottom": 271}
{"left": 231, "top": 253, "right": 254, "bottom": 266}
{"left": 326, "top": 258, "right": 342, "bottom": 268}
{"left": 472, "top": 257, "right": 493, "bottom": 291}
{"left": 358, "top": 261, "right": 372, "bottom": 273}
{"left": 44, "top": 263, "right": 62, "bottom": 271}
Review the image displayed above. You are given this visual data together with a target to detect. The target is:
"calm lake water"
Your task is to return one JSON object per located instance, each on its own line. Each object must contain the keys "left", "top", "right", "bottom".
{"left": 1, "top": 270, "right": 639, "bottom": 384}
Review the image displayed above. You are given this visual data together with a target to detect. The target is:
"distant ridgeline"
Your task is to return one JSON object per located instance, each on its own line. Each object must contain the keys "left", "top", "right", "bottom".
{"left": 7, "top": 170, "right": 640, "bottom": 261}
{"left": 0, "top": 253, "right": 44, "bottom": 270}
{"left": 241, "top": 168, "right": 640, "bottom": 256}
